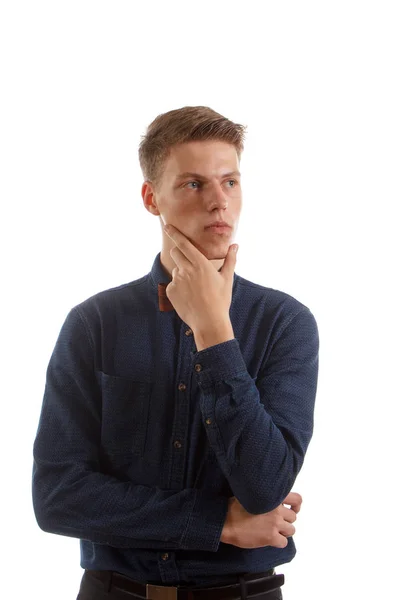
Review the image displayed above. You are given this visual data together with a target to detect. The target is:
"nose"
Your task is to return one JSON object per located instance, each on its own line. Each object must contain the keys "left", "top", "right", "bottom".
{"left": 207, "top": 181, "right": 228, "bottom": 207}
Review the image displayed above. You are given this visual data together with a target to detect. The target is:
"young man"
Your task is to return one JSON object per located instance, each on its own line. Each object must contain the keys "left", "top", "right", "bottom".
{"left": 32, "top": 106, "right": 319, "bottom": 600}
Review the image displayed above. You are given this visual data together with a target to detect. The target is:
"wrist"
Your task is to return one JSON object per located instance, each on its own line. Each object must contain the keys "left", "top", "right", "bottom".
{"left": 220, "top": 498, "right": 234, "bottom": 544}
{"left": 220, "top": 523, "right": 231, "bottom": 544}
{"left": 194, "top": 322, "right": 234, "bottom": 352}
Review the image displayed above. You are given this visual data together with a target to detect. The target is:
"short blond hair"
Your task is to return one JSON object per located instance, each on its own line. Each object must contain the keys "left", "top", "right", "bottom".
{"left": 138, "top": 105, "right": 247, "bottom": 190}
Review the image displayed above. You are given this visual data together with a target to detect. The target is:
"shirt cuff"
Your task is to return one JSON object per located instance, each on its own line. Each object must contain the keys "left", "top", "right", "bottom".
{"left": 180, "top": 490, "right": 229, "bottom": 552}
{"left": 194, "top": 338, "right": 248, "bottom": 389}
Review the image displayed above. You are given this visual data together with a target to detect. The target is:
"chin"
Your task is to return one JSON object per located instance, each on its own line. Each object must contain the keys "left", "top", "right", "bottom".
{"left": 201, "top": 250, "right": 226, "bottom": 260}
{"left": 193, "top": 236, "right": 228, "bottom": 257}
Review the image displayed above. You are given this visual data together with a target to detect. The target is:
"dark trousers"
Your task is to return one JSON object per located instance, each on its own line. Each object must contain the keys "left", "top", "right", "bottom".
{"left": 77, "top": 569, "right": 284, "bottom": 599}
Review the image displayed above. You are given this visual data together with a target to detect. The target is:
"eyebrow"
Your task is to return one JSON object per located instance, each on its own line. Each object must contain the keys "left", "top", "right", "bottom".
{"left": 175, "top": 170, "right": 241, "bottom": 182}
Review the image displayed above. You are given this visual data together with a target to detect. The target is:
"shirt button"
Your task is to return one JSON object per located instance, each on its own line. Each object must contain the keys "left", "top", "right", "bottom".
{"left": 205, "top": 418, "right": 212, "bottom": 425}
{"left": 173, "top": 440, "right": 182, "bottom": 448}
{"left": 178, "top": 382, "right": 186, "bottom": 391}
{"left": 185, "top": 329, "right": 193, "bottom": 336}
{"left": 194, "top": 363, "right": 202, "bottom": 372}
{"left": 161, "top": 553, "right": 169, "bottom": 561}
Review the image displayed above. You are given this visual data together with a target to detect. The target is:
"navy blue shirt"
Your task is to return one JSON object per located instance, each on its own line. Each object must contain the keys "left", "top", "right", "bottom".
{"left": 32, "top": 251, "right": 319, "bottom": 587}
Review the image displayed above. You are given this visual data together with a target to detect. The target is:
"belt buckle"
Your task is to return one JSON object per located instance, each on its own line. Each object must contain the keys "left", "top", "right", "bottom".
{"left": 146, "top": 584, "right": 178, "bottom": 599}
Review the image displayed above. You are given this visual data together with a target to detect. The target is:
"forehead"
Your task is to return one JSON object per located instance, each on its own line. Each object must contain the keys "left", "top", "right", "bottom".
{"left": 164, "top": 140, "right": 239, "bottom": 179}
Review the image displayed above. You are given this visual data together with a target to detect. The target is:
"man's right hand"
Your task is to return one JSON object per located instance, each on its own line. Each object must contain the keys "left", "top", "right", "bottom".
{"left": 220, "top": 492, "right": 302, "bottom": 549}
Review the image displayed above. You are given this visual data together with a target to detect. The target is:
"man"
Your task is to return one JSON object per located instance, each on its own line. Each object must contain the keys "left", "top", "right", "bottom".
{"left": 32, "top": 105, "right": 319, "bottom": 600}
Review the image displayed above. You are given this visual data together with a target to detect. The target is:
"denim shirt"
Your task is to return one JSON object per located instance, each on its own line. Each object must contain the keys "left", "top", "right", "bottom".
{"left": 32, "top": 251, "right": 319, "bottom": 587}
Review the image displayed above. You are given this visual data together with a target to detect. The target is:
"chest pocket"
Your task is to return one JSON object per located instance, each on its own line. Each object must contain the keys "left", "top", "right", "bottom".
{"left": 96, "top": 370, "right": 151, "bottom": 458}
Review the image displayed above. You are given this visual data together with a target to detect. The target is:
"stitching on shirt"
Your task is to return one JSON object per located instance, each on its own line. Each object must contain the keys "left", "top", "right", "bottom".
{"left": 273, "top": 307, "right": 310, "bottom": 347}
{"left": 74, "top": 306, "right": 95, "bottom": 353}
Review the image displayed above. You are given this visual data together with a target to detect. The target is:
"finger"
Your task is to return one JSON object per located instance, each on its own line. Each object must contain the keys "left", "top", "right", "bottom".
{"left": 283, "top": 492, "right": 302, "bottom": 510}
{"left": 276, "top": 533, "right": 290, "bottom": 548}
{"left": 282, "top": 506, "right": 297, "bottom": 522}
{"left": 285, "top": 501, "right": 301, "bottom": 514}
{"left": 170, "top": 246, "right": 192, "bottom": 269}
{"left": 165, "top": 225, "right": 204, "bottom": 264}
{"left": 281, "top": 521, "right": 296, "bottom": 538}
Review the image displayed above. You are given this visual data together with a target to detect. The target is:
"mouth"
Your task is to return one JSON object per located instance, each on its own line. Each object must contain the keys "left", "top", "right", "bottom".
{"left": 205, "top": 225, "right": 232, "bottom": 234}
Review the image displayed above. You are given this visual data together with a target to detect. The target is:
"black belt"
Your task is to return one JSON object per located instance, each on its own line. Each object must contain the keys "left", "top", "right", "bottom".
{"left": 87, "top": 568, "right": 285, "bottom": 599}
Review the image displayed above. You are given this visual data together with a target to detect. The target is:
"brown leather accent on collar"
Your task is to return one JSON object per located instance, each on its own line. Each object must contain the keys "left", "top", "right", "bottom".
{"left": 158, "top": 283, "right": 174, "bottom": 312}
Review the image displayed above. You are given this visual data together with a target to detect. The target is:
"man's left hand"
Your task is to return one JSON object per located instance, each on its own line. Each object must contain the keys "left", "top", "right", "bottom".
{"left": 164, "top": 224, "right": 238, "bottom": 334}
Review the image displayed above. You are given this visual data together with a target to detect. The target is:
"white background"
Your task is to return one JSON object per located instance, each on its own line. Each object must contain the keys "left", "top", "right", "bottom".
{"left": 1, "top": 1, "right": 398, "bottom": 598}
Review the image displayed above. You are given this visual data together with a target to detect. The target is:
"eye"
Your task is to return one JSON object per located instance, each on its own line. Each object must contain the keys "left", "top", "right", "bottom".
{"left": 185, "top": 179, "right": 238, "bottom": 190}
{"left": 226, "top": 179, "right": 237, "bottom": 187}
{"left": 186, "top": 181, "right": 201, "bottom": 189}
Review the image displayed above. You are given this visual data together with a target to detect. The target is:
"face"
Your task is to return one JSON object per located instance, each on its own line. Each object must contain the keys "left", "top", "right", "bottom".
{"left": 141, "top": 140, "right": 242, "bottom": 274}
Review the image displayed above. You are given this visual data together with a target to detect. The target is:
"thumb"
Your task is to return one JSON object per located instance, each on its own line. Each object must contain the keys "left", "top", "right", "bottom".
{"left": 222, "top": 244, "right": 238, "bottom": 276}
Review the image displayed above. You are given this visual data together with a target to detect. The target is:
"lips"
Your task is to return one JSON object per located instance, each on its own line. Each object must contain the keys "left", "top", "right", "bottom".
{"left": 205, "top": 222, "right": 231, "bottom": 228}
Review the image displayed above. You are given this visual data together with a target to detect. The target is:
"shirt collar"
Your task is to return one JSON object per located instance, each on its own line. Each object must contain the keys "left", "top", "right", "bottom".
{"left": 149, "top": 251, "right": 238, "bottom": 312}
